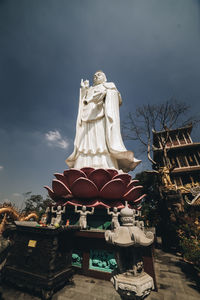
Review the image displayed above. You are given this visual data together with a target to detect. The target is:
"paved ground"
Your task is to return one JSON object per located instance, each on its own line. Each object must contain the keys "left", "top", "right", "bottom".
{"left": 1, "top": 248, "right": 200, "bottom": 300}
{"left": 148, "top": 249, "right": 200, "bottom": 300}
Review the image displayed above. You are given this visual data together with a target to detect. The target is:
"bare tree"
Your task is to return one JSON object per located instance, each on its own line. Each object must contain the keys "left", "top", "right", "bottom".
{"left": 123, "top": 98, "right": 199, "bottom": 169}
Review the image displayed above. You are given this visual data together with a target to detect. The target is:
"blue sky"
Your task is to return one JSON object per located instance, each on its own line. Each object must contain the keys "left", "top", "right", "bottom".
{"left": 0, "top": 0, "right": 200, "bottom": 208}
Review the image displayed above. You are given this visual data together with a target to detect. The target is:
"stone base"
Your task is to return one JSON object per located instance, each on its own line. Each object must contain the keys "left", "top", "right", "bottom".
{"left": 111, "top": 272, "right": 154, "bottom": 299}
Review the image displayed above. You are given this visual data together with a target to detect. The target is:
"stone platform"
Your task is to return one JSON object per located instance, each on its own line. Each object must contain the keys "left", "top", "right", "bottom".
{"left": 1, "top": 248, "right": 200, "bottom": 300}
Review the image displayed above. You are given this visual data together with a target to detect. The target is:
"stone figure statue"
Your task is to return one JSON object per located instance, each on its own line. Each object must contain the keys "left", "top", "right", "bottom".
{"left": 75, "top": 205, "right": 95, "bottom": 229}
{"left": 107, "top": 207, "right": 120, "bottom": 229}
{"left": 51, "top": 205, "right": 65, "bottom": 226}
{"left": 66, "top": 70, "right": 141, "bottom": 172}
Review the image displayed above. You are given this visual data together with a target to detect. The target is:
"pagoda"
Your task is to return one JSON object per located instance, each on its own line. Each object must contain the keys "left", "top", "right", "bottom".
{"left": 153, "top": 124, "right": 200, "bottom": 195}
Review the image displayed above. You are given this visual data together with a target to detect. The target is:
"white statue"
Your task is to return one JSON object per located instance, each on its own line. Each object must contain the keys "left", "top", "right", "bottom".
{"left": 66, "top": 71, "right": 141, "bottom": 172}
{"left": 75, "top": 205, "right": 94, "bottom": 229}
{"left": 107, "top": 207, "right": 120, "bottom": 230}
{"left": 51, "top": 205, "right": 65, "bottom": 226}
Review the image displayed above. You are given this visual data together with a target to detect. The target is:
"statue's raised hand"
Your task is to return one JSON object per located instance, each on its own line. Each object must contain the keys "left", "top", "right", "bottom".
{"left": 80, "top": 79, "right": 89, "bottom": 89}
{"left": 80, "top": 79, "right": 84, "bottom": 88}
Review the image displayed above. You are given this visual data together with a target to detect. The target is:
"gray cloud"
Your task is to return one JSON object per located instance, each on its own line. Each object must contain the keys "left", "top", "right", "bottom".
{"left": 45, "top": 130, "right": 69, "bottom": 149}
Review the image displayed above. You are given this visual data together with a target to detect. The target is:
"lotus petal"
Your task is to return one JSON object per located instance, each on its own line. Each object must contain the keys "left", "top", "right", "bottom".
{"left": 88, "top": 169, "right": 112, "bottom": 190}
{"left": 106, "top": 169, "right": 118, "bottom": 178}
{"left": 123, "top": 186, "right": 143, "bottom": 202}
{"left": 71, "top": 177, "right": 99, "bottom": 198}
{"left": 52, "top": 179, "right": 71, "bottom": 196}
{"left": 101, "top": 199, "right": 124, "bottom": 209}
{"left": 80, "top": 167, "right": 95, "bottom": 177}
{"left": 113, "top": 173, "right": 131, "bottom": 186}
{"left": 54, "top": 173, "right": 71, "bottom": 190}
{"left": 126, "top": 180, "right": 140, "bottom": 192}
{"left": 100, "top": 179, "right": 125, "bottom": 200}
{"left": 44, "top": 186, "right": 56, "bottom": 200}
{"left": 133, "top": 194, "right": 146, "bottom": 204}
{"left": 64, "top": 199, "right": 99, "bottom": 207}
{"left": 63, "top": 169, "right": 86, "bottom": 188}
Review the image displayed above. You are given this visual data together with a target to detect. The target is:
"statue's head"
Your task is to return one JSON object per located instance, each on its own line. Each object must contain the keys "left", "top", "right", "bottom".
{"left": 82, "top": 205, "right": 86, "bottom": 211}
{"left": 93, "top": 70, "right": 107, "bottom": 86}
{"left": 57, "top": 205, "right": 61, "bottom": 211}
{"left": 113, "top": 207, "right": 118, "bottom": 213}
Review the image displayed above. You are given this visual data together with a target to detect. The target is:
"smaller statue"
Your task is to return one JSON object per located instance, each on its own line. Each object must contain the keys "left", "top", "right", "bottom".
{"left": 51, "top": 205, "right": 65, "bottom": 226}
{"left": 160, "top": 166, "right": 174, "bottom": 188}
{"left": 107, "top": 207, "right": 120, "bottom": 230}
{"left": 75, "top": 205, "right": 94, "bottom": 229}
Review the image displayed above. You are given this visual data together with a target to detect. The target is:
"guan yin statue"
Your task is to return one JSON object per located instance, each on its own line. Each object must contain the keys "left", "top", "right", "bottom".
{"left": 45, "top": 71, "right": 154, "bottom": 299}
{"left": 66, "top": 70, "right": 141, "bottom": 172}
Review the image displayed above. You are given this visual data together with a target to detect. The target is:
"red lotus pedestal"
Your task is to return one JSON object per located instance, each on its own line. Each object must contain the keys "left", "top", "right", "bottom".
{"left": 45, "top": 168, "right": 146, "bottom": 213}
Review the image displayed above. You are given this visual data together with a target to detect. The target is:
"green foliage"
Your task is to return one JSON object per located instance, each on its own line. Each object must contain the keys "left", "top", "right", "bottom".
{"left": 177, "top": 213, "right": 200, "bottom": 272}
{"left": 135, "top": 171, "right": 161, "bottom": 228}
{"left": 23, "top": 193, "right": 52, "bottom": 217}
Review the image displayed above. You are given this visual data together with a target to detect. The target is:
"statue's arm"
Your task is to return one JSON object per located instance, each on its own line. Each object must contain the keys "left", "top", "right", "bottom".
{"left": 107, "top": 208, "right": 111, "bottom": 215}
{"left": 51, "top": 206, "right": 56, "bottom": 213}
{"left": 88, "top": 87, "right": 106, "bottom": 104}
{"left": 87, "top": 207, "right": 94, "bottom": 215}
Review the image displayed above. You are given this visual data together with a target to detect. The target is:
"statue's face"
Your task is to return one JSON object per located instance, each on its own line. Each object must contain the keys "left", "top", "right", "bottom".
{"left": 93, "top": 71, "right": 106, "bottom": 85}
{"left": 82, "top": 206, "right": 86, "bottom": 211}
{"left": 57, "top": 206, "right": 61, "bottom": 211}
{"left": 113, "top": 207, "right": 117, "bottom": 213}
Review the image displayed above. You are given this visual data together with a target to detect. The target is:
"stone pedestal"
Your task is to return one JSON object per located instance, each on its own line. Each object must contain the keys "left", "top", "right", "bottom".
{"left": 111, "top": 272, "right": 154, "bottom": 299}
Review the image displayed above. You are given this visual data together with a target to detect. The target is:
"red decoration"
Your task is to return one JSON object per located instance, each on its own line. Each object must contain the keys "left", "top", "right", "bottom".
{"left": 44, "top": 168, "right": 146, "bottom": 209}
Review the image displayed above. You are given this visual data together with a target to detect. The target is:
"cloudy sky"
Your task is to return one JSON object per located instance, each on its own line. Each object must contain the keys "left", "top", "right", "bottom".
{"left": 0, "top": 0, "right": 200, "bottom": 207}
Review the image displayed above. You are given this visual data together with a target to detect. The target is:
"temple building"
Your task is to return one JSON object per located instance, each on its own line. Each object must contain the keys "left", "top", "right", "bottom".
{"left": 153, "top": 124, "right": 200, "bottom": 195}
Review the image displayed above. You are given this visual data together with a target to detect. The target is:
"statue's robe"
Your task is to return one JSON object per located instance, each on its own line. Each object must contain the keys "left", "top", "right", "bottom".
{"left": 66, "top": 82, "right": 141, "bottom": 172}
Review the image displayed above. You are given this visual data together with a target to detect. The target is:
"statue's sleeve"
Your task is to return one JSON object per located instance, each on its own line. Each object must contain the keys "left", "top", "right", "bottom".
{"left": 74, "top": 88, "right": 84, "bottom": 146}
{"left": 65, "top": 88, "right": 83, "bottom": 167}
{"left": 104, "top": 87, "right": 127, "bottom": 154}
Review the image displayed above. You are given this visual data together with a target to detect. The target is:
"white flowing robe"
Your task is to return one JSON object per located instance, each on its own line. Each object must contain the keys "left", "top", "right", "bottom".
{"left": 66, "top": 82, "right": 141, "bottom": 172}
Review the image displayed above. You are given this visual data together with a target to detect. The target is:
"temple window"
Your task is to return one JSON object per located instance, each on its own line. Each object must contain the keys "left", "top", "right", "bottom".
{"left": 170, "top": 156, "right": 179, "bottom": 168}
{"left": 166, "top": 135, "right": 172, "bottom": 147}
{"left": 195, "top": 151, "right": 200, "bottom": 165}
{"left": 170, "top": 132, "right": 179, "bottom": 146}
{"left": 177, "top": 154, "right": 188, "bottom": 167}
{"left": 178, "top": 132, "right": 186, "bottom": 145}
{"left": 186, "top": 153, "right": 197, "bottom": 166}
{"left": 184, "top": 132, "right": 191, "bottom": 143}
